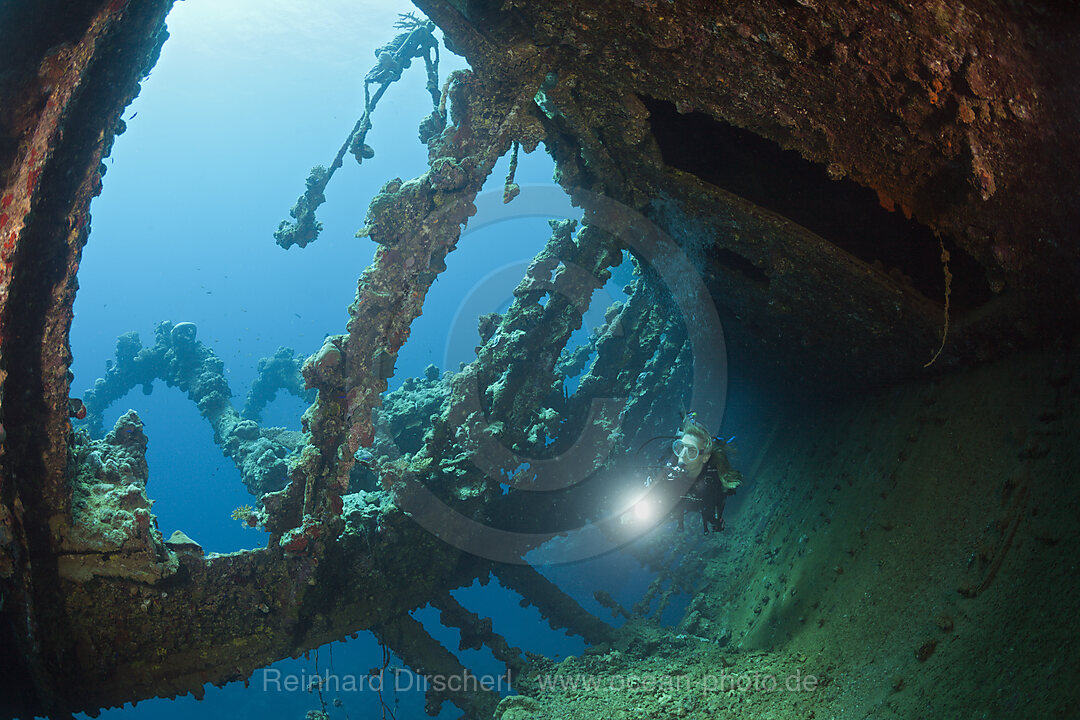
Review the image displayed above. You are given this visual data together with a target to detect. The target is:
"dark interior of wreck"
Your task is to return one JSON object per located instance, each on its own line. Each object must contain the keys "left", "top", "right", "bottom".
{"left": 1, "top": 1, "right": 1078, "bottom": 718}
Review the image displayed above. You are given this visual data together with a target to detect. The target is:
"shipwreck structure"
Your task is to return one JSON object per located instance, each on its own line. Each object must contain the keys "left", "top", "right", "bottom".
{"left": 1, "top": 1, "right": 1078, "bottom": 718}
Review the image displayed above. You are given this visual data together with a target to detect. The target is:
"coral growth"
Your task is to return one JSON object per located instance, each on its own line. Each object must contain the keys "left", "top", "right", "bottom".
{"left": 81, "top": 322, "right": 302, "bottom": 496}
{"left": 62, "top": 412, "right": 177, "bottom": 583}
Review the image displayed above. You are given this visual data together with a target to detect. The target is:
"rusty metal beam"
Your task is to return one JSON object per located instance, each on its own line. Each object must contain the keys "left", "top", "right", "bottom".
{"left": 0, "top": 1, "right": 173, "bottom": 715}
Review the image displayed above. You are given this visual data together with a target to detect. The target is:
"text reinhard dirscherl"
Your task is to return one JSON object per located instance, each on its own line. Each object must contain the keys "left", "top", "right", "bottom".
{"left": 260, "top": 667, "right": 818, "bottom": 695}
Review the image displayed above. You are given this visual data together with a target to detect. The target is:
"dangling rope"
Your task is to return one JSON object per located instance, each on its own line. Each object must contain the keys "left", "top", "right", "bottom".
{"left": 274, "top": 13, "right": 443, "bottom": 250}
{"left": 924, "top": 236, "right": 952, "bottom": 368}
{"left": 376, "top": 639, "right": 398, "bottom": 720}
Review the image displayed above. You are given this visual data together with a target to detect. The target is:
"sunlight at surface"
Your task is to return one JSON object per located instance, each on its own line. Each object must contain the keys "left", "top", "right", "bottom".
{"left": 72, "top": 0, "right": 467, "bottom": 557}
{"left": 71, "top": 1, "right": 483, "bottom": 716}
{"left": 71, "top": 0, "right": 468, "bottom": 400}
{"left": 164, "top": 0, "right": 409, "bottom": 69}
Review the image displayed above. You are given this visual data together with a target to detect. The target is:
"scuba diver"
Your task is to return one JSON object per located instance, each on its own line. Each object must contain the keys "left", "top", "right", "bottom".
{"left": 644, "top": 414, "right": 743, "bottom": 534}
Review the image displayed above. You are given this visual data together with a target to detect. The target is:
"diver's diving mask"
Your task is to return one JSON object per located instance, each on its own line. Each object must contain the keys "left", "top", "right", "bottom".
{"left": 672, "top": 440, "right": 701, "bottom": 461}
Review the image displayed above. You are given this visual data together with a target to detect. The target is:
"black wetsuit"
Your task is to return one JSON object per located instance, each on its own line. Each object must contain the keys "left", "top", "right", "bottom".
{"left": 651, "top": 453, "right": 738, "bottom": 534}
{"left": 681, "top": 459, "right": 735, "bottom": 534}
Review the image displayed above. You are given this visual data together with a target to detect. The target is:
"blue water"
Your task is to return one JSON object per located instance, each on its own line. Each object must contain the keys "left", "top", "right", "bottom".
{"left": 61, "top": 0, "right": 771, "bottom": 715}
{"left": 66, "top": 1, "right": 654, "bottom": 718}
